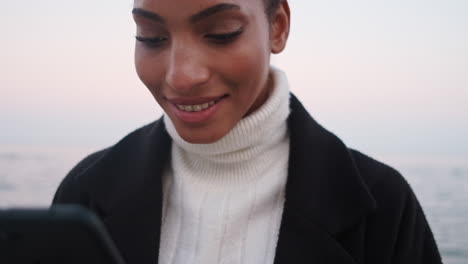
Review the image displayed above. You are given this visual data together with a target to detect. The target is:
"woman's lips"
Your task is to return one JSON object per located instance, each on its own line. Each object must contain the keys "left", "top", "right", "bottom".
{"left": 175, "top": 100, "right": 215, "bottom": 112}
{"left": 167, "top": 95, "right": 228, "bottom": 123}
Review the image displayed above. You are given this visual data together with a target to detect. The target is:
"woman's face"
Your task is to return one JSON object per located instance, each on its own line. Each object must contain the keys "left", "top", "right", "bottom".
{"left": 133, "top": 0, "right": 289, "bottom": 143}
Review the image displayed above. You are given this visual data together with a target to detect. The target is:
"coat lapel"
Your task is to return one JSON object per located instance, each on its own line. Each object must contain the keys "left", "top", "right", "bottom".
{"left": 274, "top": 95, "right": 377, "bottom": 264}
{"left": 82, "top": 119, "right": 171, "bottom": 264}
{"left": 274, "top": 208, "right": 359, "bottom": 263}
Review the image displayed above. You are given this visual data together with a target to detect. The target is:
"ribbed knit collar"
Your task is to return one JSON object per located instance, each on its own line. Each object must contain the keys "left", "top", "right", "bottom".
{"left": 164, "top": 67, "right": 290, "bottom": 163}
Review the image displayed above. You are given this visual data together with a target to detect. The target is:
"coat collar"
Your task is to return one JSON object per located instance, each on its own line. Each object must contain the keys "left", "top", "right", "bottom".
{"left": 284, "top": 94, "right": 376, "bottom": 235}
{"left": 81, "top": 94, "right": 376, "bottom": 264}
{"left": 273, "top": 94, "right": 377, "bottom": 264}
{"left": 81, "top": 120, "right": 171, "bottom": 264}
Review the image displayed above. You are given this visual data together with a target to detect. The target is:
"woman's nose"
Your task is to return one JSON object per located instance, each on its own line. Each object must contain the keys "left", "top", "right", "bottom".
{"left": 165, "top": 44, "right": 210, "bottom": 92}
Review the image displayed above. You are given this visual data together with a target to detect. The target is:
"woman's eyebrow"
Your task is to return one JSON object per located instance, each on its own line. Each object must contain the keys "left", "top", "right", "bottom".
{"left": 132, "top": 3, "right": 240, "bottom": 24}
{"left": 132, "top": 8, "right": 165, "bottom": 23}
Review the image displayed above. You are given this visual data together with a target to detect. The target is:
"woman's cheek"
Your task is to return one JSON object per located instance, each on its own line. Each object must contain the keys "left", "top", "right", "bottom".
{"left": 224, "top": 41, "right": 267, "bottom": 83}
{"left": 135, "top": 53, "right": 165, "bottom": 98}
{"left": 235, "top": 44, "right": 269, "bottom": 89}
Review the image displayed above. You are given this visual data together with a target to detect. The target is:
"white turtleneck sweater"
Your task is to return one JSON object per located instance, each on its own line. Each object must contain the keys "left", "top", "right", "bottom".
{"left": 159, "top": 67, "right": 291, "bottom": 264}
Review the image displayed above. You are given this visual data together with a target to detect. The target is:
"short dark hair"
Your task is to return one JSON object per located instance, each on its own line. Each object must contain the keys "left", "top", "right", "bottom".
{"left": 264, "top": 0, "right": 281, "bottom": 20}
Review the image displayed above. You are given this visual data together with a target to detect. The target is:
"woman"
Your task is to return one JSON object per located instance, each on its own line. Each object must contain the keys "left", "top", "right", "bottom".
{"left": 53, "top": 0, "right": 442, "bottom": 263}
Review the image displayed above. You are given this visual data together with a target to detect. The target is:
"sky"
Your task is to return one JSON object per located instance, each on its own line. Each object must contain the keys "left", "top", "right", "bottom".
{"left": 1, "top": 0, "right": 467, "bottom": 157}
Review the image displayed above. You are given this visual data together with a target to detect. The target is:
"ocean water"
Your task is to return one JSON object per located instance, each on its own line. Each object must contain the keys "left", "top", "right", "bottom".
{"left": 0, "top": 146, "right": 467, "bottom": 263}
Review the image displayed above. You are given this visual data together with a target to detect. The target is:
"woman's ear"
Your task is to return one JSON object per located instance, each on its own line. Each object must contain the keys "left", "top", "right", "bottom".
{"left": 270, "top": 0, "right": 291, "bottom": 54}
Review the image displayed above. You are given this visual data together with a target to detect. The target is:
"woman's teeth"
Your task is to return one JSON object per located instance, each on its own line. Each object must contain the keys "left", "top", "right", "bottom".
{"left": 176, "top": 101, "right": 215, "bottom": 112}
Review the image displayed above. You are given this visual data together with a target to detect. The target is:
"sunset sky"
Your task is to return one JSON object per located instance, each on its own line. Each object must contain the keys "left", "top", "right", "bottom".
{"left": 1, "top": 0, "right": 467, "bottom": 157}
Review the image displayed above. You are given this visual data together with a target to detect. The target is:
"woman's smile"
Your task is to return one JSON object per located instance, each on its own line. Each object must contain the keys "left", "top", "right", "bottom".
{"left": 166, "top": 94, "right": 229, "bottom": 124}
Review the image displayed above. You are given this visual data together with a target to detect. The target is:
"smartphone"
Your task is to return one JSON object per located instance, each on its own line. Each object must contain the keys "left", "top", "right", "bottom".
{"left": 0, "top": 205, "right": 125, "bottom": 264}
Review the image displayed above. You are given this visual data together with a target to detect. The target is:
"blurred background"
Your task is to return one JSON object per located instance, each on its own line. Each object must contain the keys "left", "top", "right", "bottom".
{"left": 1, "top": 0, "right": 467, "bottom": 262}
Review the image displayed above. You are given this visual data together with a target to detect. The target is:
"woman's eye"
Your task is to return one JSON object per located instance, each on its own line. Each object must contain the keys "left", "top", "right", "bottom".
{"left": 135, "top": 36, "right": 168, "bottom": 48}
{"left": 205, "top": 30, "right": 243, "bottom": 44}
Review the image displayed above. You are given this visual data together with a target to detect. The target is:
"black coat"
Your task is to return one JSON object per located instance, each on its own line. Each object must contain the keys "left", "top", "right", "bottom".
{"left": 53, "top": 94, "right": 442, "bottom": 264}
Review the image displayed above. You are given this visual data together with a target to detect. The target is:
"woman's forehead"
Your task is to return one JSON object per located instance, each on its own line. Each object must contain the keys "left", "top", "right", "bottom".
{"left": 133, "top": 0, "right": 264, "bottom": 23}
{"left": 133, "top": 0, "right": 263, "bottom": 12}
{"left": 134, "top": 0, "right": 260, "bottom": 4}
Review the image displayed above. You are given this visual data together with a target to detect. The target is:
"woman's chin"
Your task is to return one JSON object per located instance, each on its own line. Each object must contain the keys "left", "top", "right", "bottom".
{"left": 173, "top": 123, "right": 231, "bottom": 144}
